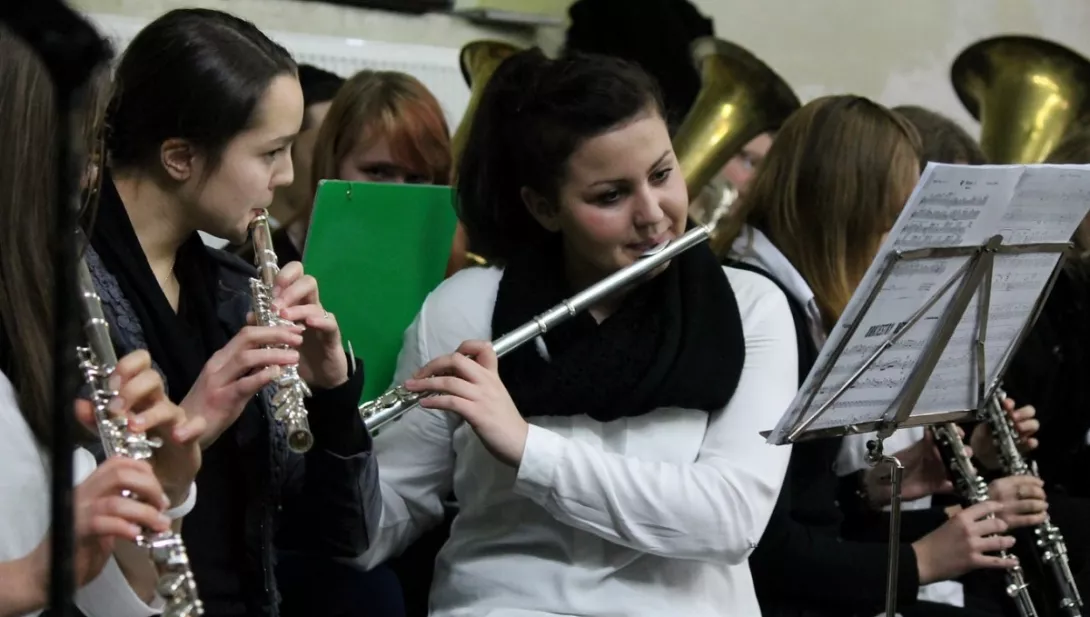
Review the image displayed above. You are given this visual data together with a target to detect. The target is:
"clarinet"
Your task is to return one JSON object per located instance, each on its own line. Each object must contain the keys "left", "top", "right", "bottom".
{"left": 75, "top": 258, "right": 204, "bottom": 617}
{"left": 248, "top": 211, "right": 314, "bottom": 453}
{"left": 360, "top": 223, "right": 713, "bottom": 434}
{"left": 931, "top": 422, "right": 1038, "bottom": 617}
{"left": 984, "top": 390, "right": 1083, "bottom": 617}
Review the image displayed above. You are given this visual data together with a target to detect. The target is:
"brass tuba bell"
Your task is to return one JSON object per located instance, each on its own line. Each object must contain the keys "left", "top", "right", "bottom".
{"left": 451, "top": 40, "right": 523, "bottom": 170}
{"left": 951, "top": 35, "right": 1090, "bottom": 164}
{"left": 447, "top": 40, "right": 523, "bottom": 271}
{"left": 672, "top": 37, "right": 800, "bottom": 238}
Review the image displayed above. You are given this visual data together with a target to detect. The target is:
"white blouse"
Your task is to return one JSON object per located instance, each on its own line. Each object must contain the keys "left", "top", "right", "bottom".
{"left": 358, "top": 265, "right": 797, "bottom": 616}
{"left": 0, "top": 370, "right": 164, "bottom": 617}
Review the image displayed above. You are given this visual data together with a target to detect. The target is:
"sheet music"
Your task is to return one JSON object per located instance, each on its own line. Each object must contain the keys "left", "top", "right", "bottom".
{"left": 766, "top": 163, "right": 1090, "bottom": 445}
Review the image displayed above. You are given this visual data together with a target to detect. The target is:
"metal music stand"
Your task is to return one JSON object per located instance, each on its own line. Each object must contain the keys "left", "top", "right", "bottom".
{"left": 771, "top": 234, "right": 1070, "bottom": 617}
{"left": 0, "top": 2, "right": 111, "bottom": 615}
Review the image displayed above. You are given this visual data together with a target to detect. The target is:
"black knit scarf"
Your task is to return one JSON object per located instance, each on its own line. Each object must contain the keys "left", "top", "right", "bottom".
{"left": 492, "top": 233, "right": 746, "bottom": 422}
{"left": 87, "top": 173, "right": 227, "bottom": 403}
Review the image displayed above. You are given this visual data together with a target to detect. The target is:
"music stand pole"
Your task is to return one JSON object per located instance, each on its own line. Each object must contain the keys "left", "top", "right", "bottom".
{"left": 0, "top": 3, "right": 111, "bottom": 614}
{"left": 865, "top": 439, "right": 904, "bottom": 617}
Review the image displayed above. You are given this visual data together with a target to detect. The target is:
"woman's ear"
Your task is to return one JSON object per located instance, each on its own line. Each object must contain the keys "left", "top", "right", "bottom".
{"left": 160, "top": 138, "right": 196, "bottom": 182}
{"left": 521, "top": 186, "right": 560, "bottom": 232}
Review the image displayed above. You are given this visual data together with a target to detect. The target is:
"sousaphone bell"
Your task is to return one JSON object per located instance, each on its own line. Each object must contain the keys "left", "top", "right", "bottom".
{"left": 672, "top": 37, "right": 800, "bottom": 246}
{"left": 449, "top": 40, "right": 523, "bottom": 270}
{"left": 451, "top": 39, "right": 523, "bottom": 171}
{"left": 952, "top": 35, "right": 1090, "bottom": 163}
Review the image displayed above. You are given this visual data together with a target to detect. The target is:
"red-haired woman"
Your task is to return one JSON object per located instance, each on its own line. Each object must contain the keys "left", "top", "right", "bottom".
{"left": 276, "top": 70, "right": 466, "bottom": 275}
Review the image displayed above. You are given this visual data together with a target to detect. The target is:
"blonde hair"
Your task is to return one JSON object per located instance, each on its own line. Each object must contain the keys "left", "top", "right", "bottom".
{"left": 715, "top": 95, "right": 922, "bottom": 330}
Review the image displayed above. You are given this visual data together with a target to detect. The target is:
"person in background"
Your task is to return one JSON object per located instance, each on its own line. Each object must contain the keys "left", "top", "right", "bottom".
{"left": 85, "top": 9, "right": 378, "bottom": 616}
{"left": 722, "top": 95, "right": 1047, "bottom": 617}
{"left": 892, "top": 105, "right": 988, "bottom": 167}
{"left": 891, "top": 106, "right": 1090, "bottom": 605}
{"left": 0, "top": 23, "right": 204, "bottom": 617}
{"left": 272, "top": 70, "right": 454, "bottom": 274}
{"left": 719, "top": 131, "right": 776, "bottom": 199}
{"left": 267, "top": 64, "right": 345, "bottom": 229}
{"left": 79, "top": 68, "right": 113, "bottom": 193}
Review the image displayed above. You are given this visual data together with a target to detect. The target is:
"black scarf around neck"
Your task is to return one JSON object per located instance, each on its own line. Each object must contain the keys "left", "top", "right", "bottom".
{"left": 87, "top": 173, "right": 227, "bottom": 403}
{"left": 492, "top": 232, "right": 746, "bottom": 423}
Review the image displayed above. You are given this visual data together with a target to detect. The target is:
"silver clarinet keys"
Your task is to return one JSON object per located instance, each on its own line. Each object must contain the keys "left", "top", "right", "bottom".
{"left": 144, "top": 532, "right": 203, "bottom": 617}
{"left": 985, "top": 391, "right": 1083, "bottom": 617}
{"left": 248, "top": 211, "right": 315, "bottom": 453}
{"left": 931, "top": 422, "right": 1038, "bottom": 617}
{"left": 249, "top": 276, "right": 314, "bottom": 453}
{"left": 359, "top": 385, "right": 418, "bottom": 435}
{"left": 76, "top": 258, "right": 204, "bottom": 616}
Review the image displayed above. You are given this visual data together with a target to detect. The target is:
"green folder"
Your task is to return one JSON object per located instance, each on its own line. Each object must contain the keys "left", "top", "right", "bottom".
{"left": 302, "top": 180, "right": 458, "bottom": 403}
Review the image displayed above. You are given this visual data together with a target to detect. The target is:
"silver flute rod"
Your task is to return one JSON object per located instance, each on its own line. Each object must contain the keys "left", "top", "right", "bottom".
{"left": 76, "top": 258, "right": 204, "bottom": 617}
{"left": 360, "top": 223, "right": 713, "bottom": 434}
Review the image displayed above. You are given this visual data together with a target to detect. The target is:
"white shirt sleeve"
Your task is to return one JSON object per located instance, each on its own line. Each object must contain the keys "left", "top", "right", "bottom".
{"left": 512, "top": 269, "right": 797, "bottom": 564}
{"left": 354, "top": 303, "right": 459, "bottom": 570}
{"left": 1, "top": 368, "right": 166, "bottom": 617}
{"left": 74, "top": 556, "right": 165, "bottom": 617}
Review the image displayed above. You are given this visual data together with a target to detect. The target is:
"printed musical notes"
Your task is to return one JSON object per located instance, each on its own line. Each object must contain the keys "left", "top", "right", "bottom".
{"left": 766, "top": 163, "right": 1090, "bottom": 445}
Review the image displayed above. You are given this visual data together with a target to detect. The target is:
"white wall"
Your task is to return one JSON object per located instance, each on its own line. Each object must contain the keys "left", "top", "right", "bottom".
{"left": 70, "top": 0, "right": 534, "bottom": 48}
{"left": 72, "top": 0, "right": 1090, "bottom": 135}
{"left": 690, "top": 0, "right": 1090, "bottom": 133}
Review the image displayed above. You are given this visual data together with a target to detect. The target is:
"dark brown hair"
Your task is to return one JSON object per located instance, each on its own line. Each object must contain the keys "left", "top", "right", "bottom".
{"left": 456, "top": 48, "right": 664, "bottom": 264}
{"left": 0, "top": 26, "right": 61, "bottom": 444}
{"left": 719, "top": 95, "right": 922, "bottom": 330}
{"left": 298, "top": 64, "right": 344, "bottom": 128}
{"left": 105, "top": 8, "right": 296, "bottom": 174}
{"left": 893, "top": 105, "right": 986, "bottom": 167}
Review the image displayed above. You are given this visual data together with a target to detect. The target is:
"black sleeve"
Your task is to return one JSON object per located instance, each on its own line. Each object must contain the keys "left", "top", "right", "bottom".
{"left": 750, "top": 453, "right": 921, "bottom": 614}
{"left": 277, "top": 354, "right": 381, "bottom": 557}
{"left": 845, "top": 508, "right": 951, "bottom": 545}
{"left": 837, "top": 472, "right": 952, "bottom": 544}
{"left": 305, "top": 354, "right": 369, "bottom": 457}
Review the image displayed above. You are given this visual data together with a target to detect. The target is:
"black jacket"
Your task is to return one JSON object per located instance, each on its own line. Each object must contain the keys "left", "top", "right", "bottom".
{"left": 1001, "top": 263, "right": 1090, "bottom": 497}
{"left": 84, "top": 243, "right": 381, "bottom": 616}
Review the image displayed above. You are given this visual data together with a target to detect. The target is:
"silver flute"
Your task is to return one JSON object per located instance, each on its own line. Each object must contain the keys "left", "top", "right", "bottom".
{"left": 76, "top": 258, "right": 204, "bottom": 617}
{"left": 359, "top": 223, "right": 713, "bottom": 434}
{"left": 249, "top": 211, "right": 314, "bottom": 453}
{"left": 931, "top": 422, "right": 1038, "bottom": 617}
{"left": 985, "top": 389, "right": 1083, "bottom": 617}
